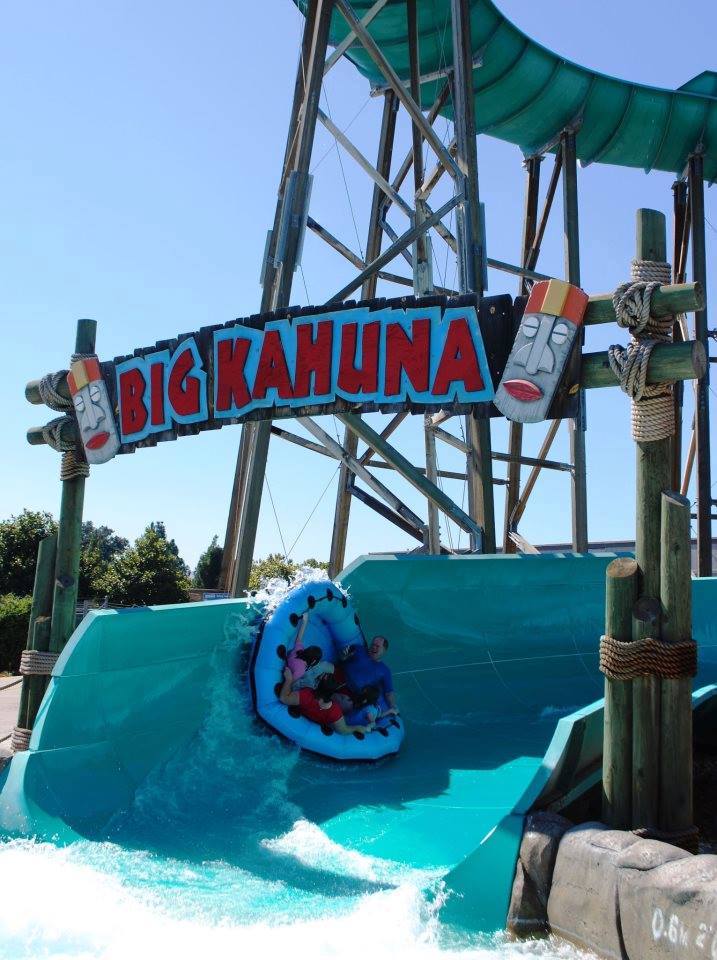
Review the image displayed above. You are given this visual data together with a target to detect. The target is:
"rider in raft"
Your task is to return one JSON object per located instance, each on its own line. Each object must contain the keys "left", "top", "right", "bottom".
{"left": 278, "top": 669, "right": 374, "bottom": 736}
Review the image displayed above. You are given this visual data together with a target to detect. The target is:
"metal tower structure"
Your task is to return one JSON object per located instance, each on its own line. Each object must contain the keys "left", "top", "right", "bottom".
{"left": 219, "top": 0, "right": 714, "bottom": 593}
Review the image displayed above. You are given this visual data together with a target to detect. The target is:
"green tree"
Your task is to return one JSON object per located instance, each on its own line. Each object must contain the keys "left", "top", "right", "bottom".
{"left": 0, "top": 594, "right": 33, "bottom": 673}
{"left": 95, "top": 523, "right": 190, "bottom": 606}
{"left": 193, "top": 535, "right": 223, "bottom": 589}
{"left": 79, "top": 522, "right": 129, "bottom": 599}
{"left": 0, "top": 510, "right": 57, "bottom": 596}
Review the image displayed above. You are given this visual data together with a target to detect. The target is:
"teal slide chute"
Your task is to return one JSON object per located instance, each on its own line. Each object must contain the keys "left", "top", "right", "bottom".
{"left": 1, "top": 554, "right": 716, "bottom": 931}
{"left": 296, "top": 0, "right": 717, "bottom": 181}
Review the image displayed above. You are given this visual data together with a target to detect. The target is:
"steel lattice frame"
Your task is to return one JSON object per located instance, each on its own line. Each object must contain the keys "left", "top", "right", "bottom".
{"left": 218, "top": 0, "right": 713, "bottom": 593}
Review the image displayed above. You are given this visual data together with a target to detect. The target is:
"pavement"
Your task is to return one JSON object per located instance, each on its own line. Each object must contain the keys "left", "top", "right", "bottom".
{"left": 0, "top": 677, "right": 21, "bottom": 760}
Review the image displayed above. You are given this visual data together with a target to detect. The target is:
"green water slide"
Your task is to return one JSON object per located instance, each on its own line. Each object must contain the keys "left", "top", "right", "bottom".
{"left": 1, "top": 555, "right": 716, "bottom": 931}
{"left": 300, "top": 0, "right": 717, "bottom": 180}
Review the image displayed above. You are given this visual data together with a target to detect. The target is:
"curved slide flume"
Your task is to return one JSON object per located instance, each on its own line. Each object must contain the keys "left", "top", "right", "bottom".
{"left": 296, "top": 0, "right": 717, "bottom": 181}
{"left": 0, "top": 554, "right": 716, "bottom": 932}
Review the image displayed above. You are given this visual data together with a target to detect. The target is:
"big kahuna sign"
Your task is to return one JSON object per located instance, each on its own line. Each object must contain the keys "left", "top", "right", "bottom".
{"left": 64, "top": 291, "right": 579, "bottom": 465}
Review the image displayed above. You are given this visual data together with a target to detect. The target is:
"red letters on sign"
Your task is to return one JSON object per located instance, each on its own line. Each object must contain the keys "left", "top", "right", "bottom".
{"left": 432, "top": 316, "right": 484, "bottom": 395}
{"left": 384, "top": 318, "right": 430, "bottom": 396}
{"left": 216, "top": 337, "right": 252, "bottom": 413}
{"left": 252, "top": 329, "right": 294, "bottom": 401}
{"left": 168, "top": 346, "right": 202, "bottom": 418}
{"left": 294, "top": 321, "right": 332, "bottom": 398}
{"left": 337, "top": 321, "right": 380, "bottom": 396}
{"left": 119, "top": 366, "right": 148, "bottom": 437}
{"left": 150, "top": 362, "right": 165, "bottom": 426}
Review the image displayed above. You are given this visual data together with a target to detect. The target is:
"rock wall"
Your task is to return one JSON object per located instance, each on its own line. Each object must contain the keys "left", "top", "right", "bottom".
{"left": 508, "top": 819, "right": 717, "bottom": 960}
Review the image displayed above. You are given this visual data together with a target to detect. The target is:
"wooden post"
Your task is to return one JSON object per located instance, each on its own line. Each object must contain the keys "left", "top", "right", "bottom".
{"left": 229, "top": 0, "right": 335, "bottom": 596}
{"left": 632, "top": 209, "right": 671, "bottom": 831}
{"left": 659, "top": 492, "right": 694, "bottom": 842}
{"left": 687, "top": 155, "right": 713, "bottom": 577}
{"left": 562, "top": 130, "right": 588, "bottom": 553}
{"left": 49, "top": 319, "right": 95, "bottom": 656}
{"left": 602, "top": 557, "right": 638, "bottom": 828}
{"left": 504, "top": 156, "right": 542, "bottom": 554}
{"left": 450, "top": 0, "right": 496, "bottom": 553}
{"left": 16, "top": 535, "right": 57, "bottom": 732}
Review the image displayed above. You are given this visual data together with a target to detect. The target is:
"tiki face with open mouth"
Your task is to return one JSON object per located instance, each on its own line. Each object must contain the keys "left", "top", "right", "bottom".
{"left": 494, "top": 280, "right": 588, "bottom": 424}
{"left": 67, "top": 357, "right": 121, "bottom": 464}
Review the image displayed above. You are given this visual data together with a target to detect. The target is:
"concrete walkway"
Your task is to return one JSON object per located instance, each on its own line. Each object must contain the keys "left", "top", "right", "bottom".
{"left": 0, "top": 678, "right": 21, "bottom": 759}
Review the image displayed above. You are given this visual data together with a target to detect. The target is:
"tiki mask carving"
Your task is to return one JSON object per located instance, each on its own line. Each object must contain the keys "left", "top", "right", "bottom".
{"left": 67, "top": 357, "right": 121, "bottom": 464}
{"left": 494, "top": 280, "right": 588, "bottom": 423}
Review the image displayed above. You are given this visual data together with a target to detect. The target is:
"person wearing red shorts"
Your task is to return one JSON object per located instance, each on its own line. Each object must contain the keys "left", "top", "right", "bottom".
{"left": 278, "top": 668, "right": 373, "bottom": 735}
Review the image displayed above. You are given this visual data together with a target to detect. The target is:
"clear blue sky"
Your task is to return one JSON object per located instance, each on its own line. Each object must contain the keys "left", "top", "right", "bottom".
{"left": 1, "top": 0, "right": 714, "bottom": 570}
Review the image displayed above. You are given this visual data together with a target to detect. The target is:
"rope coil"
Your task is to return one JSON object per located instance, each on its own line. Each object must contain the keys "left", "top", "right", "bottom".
{"left": 11, "top": 727, "right": 32, "bottom": 753}
{"left": 41, "top": 416, "right": 77, "bottom": 453}
{"left": 61, "top": 450, "right": 90, "bottom": 481}
{"left": 608, "top": 259, "right": 675, "bottom": 442}
{"left": 19, "top": 649, "right": 59, "bottom": 676}
{"left": 38, "top": 370, "right": 72, "bottom": 412}
{"left": 600, "top": 633, "right": 697, "bottom": 681}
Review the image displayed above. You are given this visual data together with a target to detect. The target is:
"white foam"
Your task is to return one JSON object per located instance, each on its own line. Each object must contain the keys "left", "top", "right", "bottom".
{"left": 262, "top": 818, "right": 441, "bottom": 886}
{"left": 0, "top": 838, "right": 599, "bottom": 960}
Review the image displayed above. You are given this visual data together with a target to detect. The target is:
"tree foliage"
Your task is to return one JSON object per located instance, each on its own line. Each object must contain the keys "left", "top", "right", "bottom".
{"left": 79, "top": 522, "right": 129, "bottom": 599}
{"left": 0, "top": 593, "right": 32, "bottom": 673}
{"left": 0, "top": 510, "right": 57, "bottom": 596}
{"left": 95, "top": 523, "right": 190, "bottom": 606}
{"left": 193, "top": 535, "right": 223, "bottom": 589}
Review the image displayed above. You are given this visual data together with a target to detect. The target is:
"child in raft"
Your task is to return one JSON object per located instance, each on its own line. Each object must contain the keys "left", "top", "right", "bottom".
{"left": 278, "top": 668, "right": 374, "bottom": 735}
{"left": 342, "top": 684, "right": 381, "bottom": 728}
{"left": 285, "top": 612, "right": 335, "bottom": 691}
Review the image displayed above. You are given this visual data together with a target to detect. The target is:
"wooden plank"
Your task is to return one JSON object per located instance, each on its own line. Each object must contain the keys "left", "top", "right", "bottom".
{"left": 334, "top": 0, "right": 460, "bottom": 181}
{"left": 299, "top": 416, "right": 426, "bottom": 531}
{"left": 659, "top": 492, "right": 694, "bottom": 840}
{"left": 357, "top": 411, "right": 408, "bottom": 465}
{"left": 339, "top": 411, "right": 482, "bottom": 545}
{"left": 329, "top": 193, "right": 462, "bottom": 301}
{"left": 348, "top": 481, "right": 425, "bottom": 543}
{"left": 581, "top": 340, "right": 706, "bottom": 390}
{"left": 323, "top": 0, "right": 388, "bottom": 73}
{"left": 451, "top": 0, "right": 495, "bottom": 553}
{"left": 584, "top": 283, "right": 703, "bottom": 327}
{"left": 688, "top": 155, "right": 713, "bottom": 577}
{"left": 602, "top": 557, "right": 638, "bottom": 828}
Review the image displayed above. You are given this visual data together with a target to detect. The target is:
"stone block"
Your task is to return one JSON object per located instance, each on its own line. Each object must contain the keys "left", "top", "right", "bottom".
{"left": 507, "top": 811, "right": 572, "bottom": 938}
{"left": 618, "top": 851, "right": 717, "bottom": 960}
{"left": 547, "top": 822, "right": 641, "bottom": 959}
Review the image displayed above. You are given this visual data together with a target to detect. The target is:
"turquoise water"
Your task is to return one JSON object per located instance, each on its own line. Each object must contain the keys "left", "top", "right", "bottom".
{"left": 0, "top": 574, "right": 586, "bottom": 960}
{"left": 0, "top": 597, "right": 589, "bottom": 960}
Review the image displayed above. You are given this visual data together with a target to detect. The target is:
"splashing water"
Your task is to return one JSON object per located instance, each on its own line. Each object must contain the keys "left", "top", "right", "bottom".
{"left": 0, "top": 568, "right": 596, "bottom": 960}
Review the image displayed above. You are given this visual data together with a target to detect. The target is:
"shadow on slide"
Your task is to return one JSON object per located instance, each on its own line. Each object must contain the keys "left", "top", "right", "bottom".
{"left": 1, "top": 553, "right": 715, "bottom": 932}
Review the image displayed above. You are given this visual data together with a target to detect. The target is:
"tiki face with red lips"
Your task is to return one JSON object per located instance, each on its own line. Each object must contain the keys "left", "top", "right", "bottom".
{"left": 494, "top": 280, "right": 588, "bottom": 424}
{"left": 67, "top": 357, "right": 121, "bottom": 464}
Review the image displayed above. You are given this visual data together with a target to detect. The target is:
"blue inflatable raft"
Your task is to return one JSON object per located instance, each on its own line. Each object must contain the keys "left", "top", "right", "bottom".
{"left": 250, "top": 580, "right": 404, "bottom": 761}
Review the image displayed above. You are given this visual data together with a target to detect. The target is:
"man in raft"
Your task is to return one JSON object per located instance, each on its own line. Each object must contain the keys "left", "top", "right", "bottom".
{"left": 278, "top": 669, "right": 373, "bottom": 735}
{"left": 341, "top": 636, "right": 398, "bottom": 719}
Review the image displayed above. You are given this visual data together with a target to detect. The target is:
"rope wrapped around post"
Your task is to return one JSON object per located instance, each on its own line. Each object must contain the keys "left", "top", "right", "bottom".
{"left": 11, "top": 727, "right": 32, "bottom": 753}
{"left": 608, "top": 259, "right": 675, "bottom": 441}
{"left": 37, "top": 353, "right": 93, "bottom": 480}
{"left": 19, "top": 649, "right": 59, "bottom": 676}
{"left": 600, "top": 633, "right": 697, "bottom": 681}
